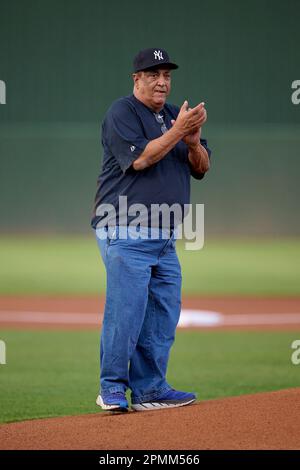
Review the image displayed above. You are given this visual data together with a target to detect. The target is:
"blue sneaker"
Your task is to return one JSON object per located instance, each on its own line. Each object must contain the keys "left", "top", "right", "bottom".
{"left": 131, "top": 389, "right": 196, "bottom": 412}
{"left": 96, "top": 391, "right": 128, "bottom": 412}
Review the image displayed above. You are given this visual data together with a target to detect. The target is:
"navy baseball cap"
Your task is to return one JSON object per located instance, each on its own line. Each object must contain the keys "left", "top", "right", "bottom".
{"left": 133, "top": 48, "right": 179, "bottom": 72}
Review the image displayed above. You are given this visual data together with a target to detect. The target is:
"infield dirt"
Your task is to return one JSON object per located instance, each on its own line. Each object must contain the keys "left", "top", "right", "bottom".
{"left": 0, "top": 388, "right": 299, "bottom": 450}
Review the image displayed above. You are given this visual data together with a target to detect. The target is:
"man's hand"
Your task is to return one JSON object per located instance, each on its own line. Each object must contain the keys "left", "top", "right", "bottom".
{"left": 171, "top": 123, "right": 202, "bottom": 147}
{"left": 171, "top": 101, "right": 207, "bottom": 139}
{"left": 182, "top": 127, "right": 201, "bottom": 147}
{"left": 171, "top": 101, "right": 209, "bottom": 175}
{"left": 132, "top": 101, "right": 208, "bottom": 172}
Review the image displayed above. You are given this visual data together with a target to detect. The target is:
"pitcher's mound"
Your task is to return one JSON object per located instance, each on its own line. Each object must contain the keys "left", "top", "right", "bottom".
{"left": 1, "top": 388, "right": 299, "bottom": 450}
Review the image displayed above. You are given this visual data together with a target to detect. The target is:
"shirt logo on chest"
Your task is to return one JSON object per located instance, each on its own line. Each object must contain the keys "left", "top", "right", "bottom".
{"left": 130, "top": 145, "right": 136, "bottom": 152}
{"left": 154, "top": 50, "right": 164, "bottom": 61}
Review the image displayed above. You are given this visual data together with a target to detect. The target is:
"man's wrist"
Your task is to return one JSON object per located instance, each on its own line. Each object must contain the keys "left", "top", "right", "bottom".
{"left": 170, "top": 122, "right": 185, "bottom": 140}
{"left": 188, "top": 141, "right": 201, "bottom": 152}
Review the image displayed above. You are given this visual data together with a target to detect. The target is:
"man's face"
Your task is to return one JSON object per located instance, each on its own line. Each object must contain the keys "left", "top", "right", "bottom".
{"left": 133, "top": 68, "right": 172, "bottom": 111}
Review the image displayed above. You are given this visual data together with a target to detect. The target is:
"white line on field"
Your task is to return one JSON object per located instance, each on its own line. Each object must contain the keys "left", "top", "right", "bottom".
{"left": 0, "top": 310, "right": 300, "bottom": 327}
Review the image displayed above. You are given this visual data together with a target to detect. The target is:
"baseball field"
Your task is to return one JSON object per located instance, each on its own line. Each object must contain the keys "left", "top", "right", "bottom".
{"left": 0, "top": 236, "right": 300, "bottom": 449}
{"left": 1, "top": 0, "right": 300, "bottom": 452}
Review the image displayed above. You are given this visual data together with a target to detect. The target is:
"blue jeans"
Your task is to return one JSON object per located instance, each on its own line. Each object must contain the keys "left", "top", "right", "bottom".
{"left": 96, "top": 226, "right": 182, "bottom": 404}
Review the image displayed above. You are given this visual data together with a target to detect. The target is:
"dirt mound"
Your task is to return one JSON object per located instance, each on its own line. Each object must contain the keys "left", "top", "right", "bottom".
{"left": 0, "top": 388, "right": 299, "bottom": 450}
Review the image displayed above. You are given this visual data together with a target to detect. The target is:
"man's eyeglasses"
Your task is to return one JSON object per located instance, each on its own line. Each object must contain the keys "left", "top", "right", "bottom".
{"left": 153, "top": 113, "right": 168, "bottom": 134}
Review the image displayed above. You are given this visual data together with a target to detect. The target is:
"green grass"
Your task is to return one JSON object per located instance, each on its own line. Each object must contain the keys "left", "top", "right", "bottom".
{"left": 0, "top": 236, "right": 300, "bottom": 295}
{"left": 0, "top": 329, "right": 299, "bottom": 424}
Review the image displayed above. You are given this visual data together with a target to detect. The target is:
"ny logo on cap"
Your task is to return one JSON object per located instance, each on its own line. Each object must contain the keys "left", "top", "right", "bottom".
{"left": 154, "top": 50, "right": 164, "bottom": 61}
